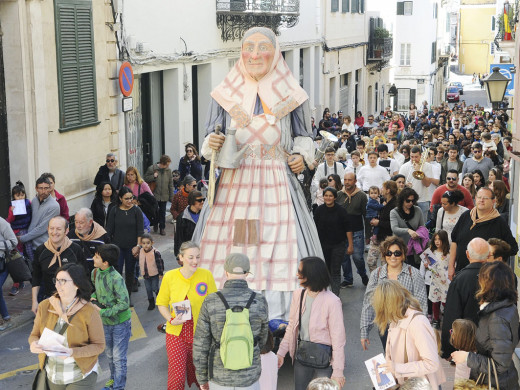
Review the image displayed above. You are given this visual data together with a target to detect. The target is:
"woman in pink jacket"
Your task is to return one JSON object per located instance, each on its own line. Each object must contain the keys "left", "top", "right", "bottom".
{"left": 276, "top": 257, "right": 346, "bottom": 390}
{"left": 374, "top": 280, "right": 446, "bottom": 388}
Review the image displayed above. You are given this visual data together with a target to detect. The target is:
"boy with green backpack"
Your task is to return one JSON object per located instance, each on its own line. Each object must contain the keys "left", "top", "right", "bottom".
{"left": 193, "top": 253, "right": 269, "bottom": 390}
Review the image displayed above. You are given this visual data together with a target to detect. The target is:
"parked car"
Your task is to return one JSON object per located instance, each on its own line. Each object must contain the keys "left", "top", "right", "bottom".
{"left": 449, "top": 81, "right": 463, "bottom": 95}
{"left": 446, "top": 86, "right": 460, "bottom": 102}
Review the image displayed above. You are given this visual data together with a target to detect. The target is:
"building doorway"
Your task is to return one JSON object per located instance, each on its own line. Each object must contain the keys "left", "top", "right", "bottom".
{"left": 0, "top": 28, "right": 10, "bottom": 217}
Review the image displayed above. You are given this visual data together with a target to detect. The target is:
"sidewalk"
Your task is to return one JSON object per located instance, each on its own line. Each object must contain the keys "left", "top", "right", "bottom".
{"left": 1, "top": 215, "right": 178, "bottom": 333}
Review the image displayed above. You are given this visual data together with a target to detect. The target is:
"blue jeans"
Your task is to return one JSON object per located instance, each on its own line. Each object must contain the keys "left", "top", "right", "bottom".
{"left": 144, "top": 275, "right": 159, "bottom": 300}
{"left": 417, "top": 201, "right": 430, "bottom": 223}
{"left": 342, "top": 230, "right": 367, "bottom": 283}
{"left": 0, "top": 268, "right": 10, "bottom": 320}
{"left": 103, "top": 319, "right": 131, "bottom": 390}
{"left": 117, "top": 248, "right": 136, "bottom": 296}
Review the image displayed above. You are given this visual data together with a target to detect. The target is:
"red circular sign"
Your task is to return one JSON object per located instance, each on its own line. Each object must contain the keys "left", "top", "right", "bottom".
{"left": 119, "top": 62, "right": 134, "bottom": 97}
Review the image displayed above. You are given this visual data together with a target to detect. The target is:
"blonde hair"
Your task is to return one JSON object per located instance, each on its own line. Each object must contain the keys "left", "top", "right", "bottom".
{"left": 372, "top": 280, "right": 422, "bottom": 335}
{"left": 306, "top": 377, "right": 339, "bottom": 390}
{"left": 125, "top": 166, "right": 144, "bottom": 185}
{"left": 450, "top": 319, "right": 476, "bottom": 352}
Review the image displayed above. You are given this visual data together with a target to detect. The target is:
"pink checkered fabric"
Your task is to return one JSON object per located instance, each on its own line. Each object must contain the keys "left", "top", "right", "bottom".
{"left": 200, "top": 115, "right": 298, "bottom": 291}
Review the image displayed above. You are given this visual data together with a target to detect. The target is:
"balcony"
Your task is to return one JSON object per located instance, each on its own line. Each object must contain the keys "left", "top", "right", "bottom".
{"left": 367, "top": 37, "right": 393, "bottom": 61}
{"left": 216, "top": 0, "right": 300, "bottom": 42}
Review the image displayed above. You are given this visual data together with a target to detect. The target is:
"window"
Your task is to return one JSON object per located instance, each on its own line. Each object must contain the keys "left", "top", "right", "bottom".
{"left": 341, "top": 73, "right": 349, "bottom": 87}
{"left": 433, "top": 3, "right": 438, "bottom": 19}
{"left": 397, "top": 88, "right": 416, "bottom": 111}
{"left": 397, "top": 1, "right": 413, "bottom": 15}
{"left": 491, "top": 15, "right": 496, "bottom": 32}
{"left": 400, "top": 43, "right": 411, "bottom": 66}
{"left": 490, "top": 42, "right": 495, "bottom": 55}
{"left": 355, "top": 69, "right": 360, "bottom": 82}
{"left": 342, "top": 0, "right": 349, "bottom": 12}
{"left": 55, "top": 0, "right": 98, "bottom": 132}
{"left": 351, "top": 0, "right": 359, "bottom": 13}
{"left": 431, "top": 41, "right": 437, "bottom": 64}
{"left": 331, "top": 0, "right": 339, "bottom": 12}
{"left": 446, "top": 13, "right": 450, "bottom": 32}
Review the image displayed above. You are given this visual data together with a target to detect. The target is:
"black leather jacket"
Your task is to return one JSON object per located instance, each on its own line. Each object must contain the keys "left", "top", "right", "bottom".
{"left": 467, "top": 300, "right": 519, "bottom": 389}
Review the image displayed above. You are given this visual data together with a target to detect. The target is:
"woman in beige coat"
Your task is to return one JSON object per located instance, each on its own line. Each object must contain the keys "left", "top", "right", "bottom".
{"left": 373, "top": 280, "right": 446, "bottom": 388}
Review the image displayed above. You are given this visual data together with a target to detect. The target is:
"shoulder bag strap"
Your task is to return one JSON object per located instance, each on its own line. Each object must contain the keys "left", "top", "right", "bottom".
{"left": 440, "top": 209, "right": 445, "bottom": 230}
{"left": 323, "top": 164, "right": 327, "bottom": 177}
{"left": 298, "top": 289, "right": 305, "bottom": 342}
{"left": 138, "top": 184, "right": 141, "bottom": 197}
{"left": 43, "top": 312, "right": 78, "bottom": 367}
{"left": 403, "top": 312, "right": 424, "bottom": 364}
{"left": 334, "top": 163, "right": 337, "bottom": 175}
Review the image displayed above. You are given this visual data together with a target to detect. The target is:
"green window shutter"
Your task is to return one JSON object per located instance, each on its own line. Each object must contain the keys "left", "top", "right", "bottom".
{"left": 360, "top": 0, "right": 365, "bottom": 13}
{"left": 55, "top": 0, "right": 98, "bottom": 132}
{"left": 397, "top": 2, "right": 404, "bottom": 15}
{"left": 331, "top": 0, "right": 339, "bottom": 12}
{"left": 351, "top": 0, "right": 359, "bottom": 13}
{"left": 342, "top": 0, "right": 349, "bottom": 13}
{"left": 410, "top": 89, "right": 416, "bottom": 106}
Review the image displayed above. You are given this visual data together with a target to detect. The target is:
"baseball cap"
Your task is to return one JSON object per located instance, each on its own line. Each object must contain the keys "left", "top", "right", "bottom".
{"left": 224, "top": 253, "right": 250, "bottom": 274}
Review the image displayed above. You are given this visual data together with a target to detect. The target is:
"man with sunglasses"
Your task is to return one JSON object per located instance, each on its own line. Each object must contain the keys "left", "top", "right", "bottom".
{"left": 430, "top": 170, "right": 474, "bottom": 214}
{"left": 94, "top": 153, "right": 125, "bottom": 192}
{"left": 174, "top": 191, "right": 205, "bottom": 256}
{"left": 461, "top": 142, "right": 494, "bottom": 181}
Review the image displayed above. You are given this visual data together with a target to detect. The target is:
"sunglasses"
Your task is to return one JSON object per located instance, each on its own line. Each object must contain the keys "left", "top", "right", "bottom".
{"left": 446, "top": 177, "right": 457, "bottom": 181}
{"left": 123, "top": 196, "right": 134, "bottom": 201}
{"left": 186, "top": 149, "right": 194, "bottom": 153}
{"left": 385, "top": 250, "right": 403, "bottom": 257}
{"left": 328, "top": 178, "right": 334, "bottom": 182}
{"left": 106, "top": 159, "right": 116, "bottom": 163}
{"left": 195, "top": 198, "right": 206, "bottom": 203}
{"left": 404, "top": 198, "right": 415, "bottom": 203}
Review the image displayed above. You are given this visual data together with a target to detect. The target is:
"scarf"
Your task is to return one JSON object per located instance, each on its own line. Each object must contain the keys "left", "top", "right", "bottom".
{"left": 398, "top": 205, "right": 415, "bottom": 222}
{"left": 76, "top": 222, "right": 106, "bottom": 242}
{"left": 181, "top": 188, "right": 189, "bottom": 198}
{"left": 139, "top": 248, "right": 159, "bottom": 278}
{"left": 44, "top": 237, "right": 73, "bottom": 268}
{"left": 48, "top": 294, "right": 88, "bottom": 325}
{"left": 342, "top": 187, "right": 361, "bottom": 204}
{"left": 210, "top": 34, "right": 308, "bottom": 128}
{"left": 469, "top": 207, "right": 500, "bottom": 230}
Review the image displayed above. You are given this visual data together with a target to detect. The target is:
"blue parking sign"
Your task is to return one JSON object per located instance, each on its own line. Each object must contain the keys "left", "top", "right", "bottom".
{"left": 490, "top": 64, "right": 515, "bottom": 96}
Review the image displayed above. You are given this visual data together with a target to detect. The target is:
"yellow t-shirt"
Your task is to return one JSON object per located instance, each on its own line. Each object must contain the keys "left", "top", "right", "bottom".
{"left": 156, "top": 268, "right": 217, "bottom": 336}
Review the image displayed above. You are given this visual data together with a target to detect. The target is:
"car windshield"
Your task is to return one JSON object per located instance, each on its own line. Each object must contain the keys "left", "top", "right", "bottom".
{"left": 448, "top": 87, "right": 458, "bottom": 93}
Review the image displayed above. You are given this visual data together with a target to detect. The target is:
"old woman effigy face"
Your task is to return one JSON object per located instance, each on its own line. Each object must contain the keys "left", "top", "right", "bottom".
{"left": 241, "top": 32, "right": 275, "bottom": 81}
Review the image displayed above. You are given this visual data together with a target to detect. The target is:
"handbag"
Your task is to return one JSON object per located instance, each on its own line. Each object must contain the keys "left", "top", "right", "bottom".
{"left": 454, "top": 358, "right": 499, "bottom": 390}
{"left": 32, "top": 313, "right": 77, "bottom": 390}
{"left": 4, "top": 245, "right": 32, "bottom": 283}
{"left": 294, "top": 290, "right": 332, "bottom": 369}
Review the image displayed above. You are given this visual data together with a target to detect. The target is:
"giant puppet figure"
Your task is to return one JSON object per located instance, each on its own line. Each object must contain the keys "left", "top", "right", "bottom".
{"left": 193, "top": 27, "right": 323, "bottom": 318}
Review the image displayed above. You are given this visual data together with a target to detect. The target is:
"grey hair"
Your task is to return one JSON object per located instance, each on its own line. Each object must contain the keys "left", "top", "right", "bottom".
{"left": 336, "top": 148, "right": 348, "bottom": 160}
{"left": 179, "top": 241, "right": 200, "bottom": 257}
{"left": 242, "top": 27, "right": 276, "bottom": 46}
{"left": 306, "top": 377, "right": 339, "bottom": 390}
{"left": 76, "top": 207, "right": 93, "bottom": 222}
{"left": 106, "top": 152, "right": 118, "bottom": 160}
{"left": 467, "top": 237, "right": 490, "bottom": 261}
{"left": 399, "top": 377, "right": 432, "bottom": 390}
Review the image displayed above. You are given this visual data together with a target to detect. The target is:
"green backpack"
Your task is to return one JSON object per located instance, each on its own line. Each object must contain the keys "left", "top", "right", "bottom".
{"left": 216, "top": 291, "right": 256, "bottom": 370}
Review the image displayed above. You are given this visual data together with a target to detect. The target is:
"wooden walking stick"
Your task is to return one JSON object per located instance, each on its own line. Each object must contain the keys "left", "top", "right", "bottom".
{"left": 208, "top": 124, "right": 222, "bottom": 207}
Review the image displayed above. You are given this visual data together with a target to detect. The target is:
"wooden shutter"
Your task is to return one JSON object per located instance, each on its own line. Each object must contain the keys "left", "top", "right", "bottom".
{"left": 397, "top": 2, "right": 404, "bottom": 15}
{"left": 55, "top": 0, "right": 98, "bottom": 131}
{"left": 331, "top": 0, "right": 339, "bottom": 12}
{"left": 410, "top": 89, "right": 416, "bottom": 107}
{"left": 342, "top": 0, "right": 349, "bottom": 12}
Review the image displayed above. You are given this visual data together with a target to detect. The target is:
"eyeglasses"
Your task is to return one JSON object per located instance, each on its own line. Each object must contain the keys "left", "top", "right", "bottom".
{"left": 53, "top": 278, "right": 73, "bottom": 286}
{"left": 446, "top": 177, "right": 457, "bottom": 181}
{"left": 385, "top": 250, "right": 403, "bottom": 257}
{"left": 122, "top": 196, "right": 134, "bottom": 201}
{"left": 106, "top": 159, "right": 116, "bottom": 163}
{"left": 404, "top": 198, "right": 415, "bottom": 203}
{"left": 195, "top": 198, "right": 206, "bottom": 203}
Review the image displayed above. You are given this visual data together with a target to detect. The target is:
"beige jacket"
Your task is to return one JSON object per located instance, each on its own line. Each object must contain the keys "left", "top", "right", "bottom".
{"left": 386, "top": 308, "right": 446, "bottom": 388}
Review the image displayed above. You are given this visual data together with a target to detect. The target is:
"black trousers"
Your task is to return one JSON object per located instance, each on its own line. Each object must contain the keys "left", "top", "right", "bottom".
{"left": 321, "top": 241, "right": 345, "bottom": 296}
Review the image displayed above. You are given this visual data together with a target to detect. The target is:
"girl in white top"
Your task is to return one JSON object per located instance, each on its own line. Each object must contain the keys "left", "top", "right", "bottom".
{"left": 450, "top": 319, "right": 476, "bottom": 381}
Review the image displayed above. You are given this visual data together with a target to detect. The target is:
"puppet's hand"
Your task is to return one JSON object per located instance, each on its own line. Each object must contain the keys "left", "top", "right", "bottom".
{"left": 288, "top": 154, "right": 304, "bottom": 174}
{"left": 209, "top": 133, "right": 225, "bottom": 152}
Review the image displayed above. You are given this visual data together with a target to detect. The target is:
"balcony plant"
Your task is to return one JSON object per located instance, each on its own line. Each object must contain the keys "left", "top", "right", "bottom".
{"left": 373, "top": 27, "right": 391, "bottom": 39}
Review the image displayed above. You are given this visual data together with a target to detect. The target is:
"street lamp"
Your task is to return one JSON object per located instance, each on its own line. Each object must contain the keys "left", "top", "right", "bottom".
{"left": 484, "top": 67, "right": 510, "bottom": 110}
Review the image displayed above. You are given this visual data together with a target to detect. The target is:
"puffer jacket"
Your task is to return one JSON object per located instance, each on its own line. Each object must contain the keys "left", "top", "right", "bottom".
{"left": 467, "top": 300, "right": 519, "bottom": 389}
{"left": 193, "top": 279, "right": 269, "bottom": 387}
{"left": 143, "top": 163, "right": 174, "bottom": 202}
{"left": 174, "top": 207, "right": 198, "bottom": 256}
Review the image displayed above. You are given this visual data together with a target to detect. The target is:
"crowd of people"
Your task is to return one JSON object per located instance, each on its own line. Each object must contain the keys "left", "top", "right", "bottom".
{"left": 0, "top": 23, "right": 519, "bottom": 390}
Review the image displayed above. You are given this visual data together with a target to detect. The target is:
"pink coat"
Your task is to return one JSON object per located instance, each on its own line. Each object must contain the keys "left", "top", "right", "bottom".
{"left": 386, "top": 308, "right": 446, "bottom": 388}
{"left": 276, "top": 289, "right": 346, "bottom": 377}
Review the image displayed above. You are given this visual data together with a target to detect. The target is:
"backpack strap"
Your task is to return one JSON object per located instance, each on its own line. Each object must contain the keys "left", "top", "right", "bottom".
{"left": 216, "top": 291, "right": 229, "bottom": 310}
{"left": 245, "top": 292, "right": 256, "bottom": 309}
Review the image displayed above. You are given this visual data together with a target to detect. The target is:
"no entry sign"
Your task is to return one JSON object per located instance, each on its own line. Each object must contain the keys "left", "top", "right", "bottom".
{"left": 119, "top": 62, "right": 134, "bottom": 97}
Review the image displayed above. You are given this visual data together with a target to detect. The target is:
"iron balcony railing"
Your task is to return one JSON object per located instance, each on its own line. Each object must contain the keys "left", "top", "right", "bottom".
{"left": 367, "top": 37, "right": 393, "bottom": 61}
{"left": 216, "top": 0, "right": 299, "bottom": 14}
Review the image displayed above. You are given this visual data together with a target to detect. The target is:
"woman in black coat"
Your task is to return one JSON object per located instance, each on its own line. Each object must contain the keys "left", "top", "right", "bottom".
{"left": 90, "top": 181, "right": 117, "bottom": 228}
{"left": 452, "top": 261, "right": 519, "bottom": 389}
{"left": 174, "top": 191, "right": 204, "bottom": 256}
{"left": 366, "top": 180, "right": 398, "bottom": 272}
{"left": 178, "top": 143, "right": 203, "bottom": 182}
